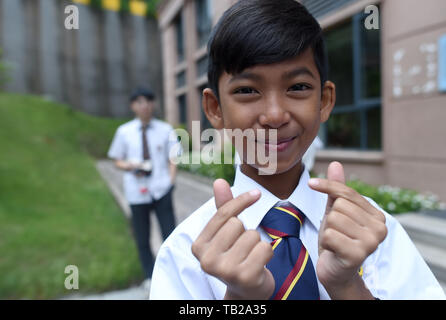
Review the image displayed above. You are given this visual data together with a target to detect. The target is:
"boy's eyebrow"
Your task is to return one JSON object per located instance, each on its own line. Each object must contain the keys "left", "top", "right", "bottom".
{"left": 228, "top": 67, "right": 316, "bottom": 84}
{"left": 228, "top": 72, "right": 262, "bottom": 83}
{"left": 282, "top": 67, "right": 316, "bottom": 80}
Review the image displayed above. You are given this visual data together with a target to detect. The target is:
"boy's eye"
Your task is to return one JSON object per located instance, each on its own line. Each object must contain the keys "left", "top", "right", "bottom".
{"left": 288, "top": 83, "right": 311, "bottom": 91}
{"left": 233, "top": 87, "right": 258, "bottom": 95}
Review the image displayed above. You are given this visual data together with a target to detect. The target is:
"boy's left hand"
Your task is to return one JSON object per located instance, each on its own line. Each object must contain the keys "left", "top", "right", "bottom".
{"left": 308, "top": 161, "right": 388, "bottom": 299}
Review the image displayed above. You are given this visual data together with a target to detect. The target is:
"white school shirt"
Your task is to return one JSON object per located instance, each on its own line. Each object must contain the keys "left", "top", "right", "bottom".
{"left": 107, "top": 118, "right": 181, "bottom": 205}
{"left": 150, "top": 166, "right": 446, "bottom": 300}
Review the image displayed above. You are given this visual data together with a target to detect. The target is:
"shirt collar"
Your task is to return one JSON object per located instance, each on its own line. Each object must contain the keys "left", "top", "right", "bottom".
{"left": 136, "top": 118, "right": 153, "bottom": 130}
{"left": 231, "top": 165, "right": 327, "bottom": 231}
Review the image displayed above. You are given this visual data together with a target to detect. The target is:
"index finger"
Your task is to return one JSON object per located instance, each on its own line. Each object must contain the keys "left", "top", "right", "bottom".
{"left": 214, "top": 179, "right": 234, "bottom": 209}
{"left": 197, "top": 189, "right": 261, "bottom": 245}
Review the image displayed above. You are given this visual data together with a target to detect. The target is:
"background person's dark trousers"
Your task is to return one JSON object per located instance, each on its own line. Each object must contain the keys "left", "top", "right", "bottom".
{"left": 129, "top": 188, "right": 176, "bottom": 279}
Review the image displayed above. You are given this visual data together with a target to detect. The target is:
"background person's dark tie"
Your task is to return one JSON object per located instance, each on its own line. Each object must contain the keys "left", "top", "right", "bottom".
{"left": 142, "top": 124, "right": 150, "bottom": 160}
{"left": 260, "top": 201, "right": 320, "bottom": 300}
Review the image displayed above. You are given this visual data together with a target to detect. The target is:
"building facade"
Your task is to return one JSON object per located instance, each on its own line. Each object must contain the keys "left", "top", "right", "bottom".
{"left": 157, "top": 0, "right": 446, "bottom": 201}
{"left": 0, "top": 0, "right": 162, "bottom": 117}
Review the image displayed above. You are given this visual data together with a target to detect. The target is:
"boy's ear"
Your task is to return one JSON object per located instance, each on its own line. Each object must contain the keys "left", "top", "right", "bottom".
{"left": 202, "top": 88, "right": 224, "bottom": 130}
{"left": 320, "top": 81, "right": 336, "bottom": 123}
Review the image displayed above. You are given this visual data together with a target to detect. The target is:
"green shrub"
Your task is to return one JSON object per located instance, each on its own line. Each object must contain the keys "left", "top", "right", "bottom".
{"left": 145, "top": 0, "right": 161, "bottom": 17}
{"left": 116, "top": 0, "right": 161, "bottom": 17}
{"left": 178, "top": 145, "right": 236, "bottom": 185}
{"left": 346, "top": 179, "right": 445, "bottom": 214}
{"left": 180, "top": 155, "right": 445, "bottom": 214}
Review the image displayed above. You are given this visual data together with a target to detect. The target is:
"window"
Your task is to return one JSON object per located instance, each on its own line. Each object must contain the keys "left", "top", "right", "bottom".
{"left": 175, "top": 12, "right": 185, "bottom": 63}
{"left": 196, "top": 0, "right": 212, "bottom": 48}
{"left": 176, "top": 70, "right": 186, "bottom": 89}
{"left": 196, "top": 55, "right": 208, "bottom": 78}
{"left": 322, "top": 11, "right": 381, "bottom": 150}
{"left": 178, "top": 94, "right": 187, "bottom": 125}
{"left": 301, "top": 0, "right": 360, "bottom": 19}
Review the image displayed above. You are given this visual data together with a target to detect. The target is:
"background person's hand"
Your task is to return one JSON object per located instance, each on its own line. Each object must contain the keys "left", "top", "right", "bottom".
{"left": 309, "top": 162, "right": 387, "bottom": 299}
{"left": 191, "top": 179, "right": 275, "bottom": 300}
{"left": 114, "top": 160, "right": 141, "bottom": 172}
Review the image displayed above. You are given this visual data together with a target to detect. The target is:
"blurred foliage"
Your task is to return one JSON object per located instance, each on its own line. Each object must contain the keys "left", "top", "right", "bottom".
{"left": 179, "top": 143, "right": 445, "bottom": 214}
{"left": 145, "top": 0, "right": 161, "bottom": 17}
{"left": 178, "top": 144, "right": 237, "bottom": 185}
{"left": 119, "top": 0, "right": 130, "bottom": 12}
{"left": 346, "top": 180, "right": 445, "bottom": 214}
{"left": 90, "top": 0, "right": 102, "bottom": 9}
{"left": 0, "top": 48, "right": 11, "bottom": 90}
{"left": 89, "top": 0, "right": 161, "bottom": 18}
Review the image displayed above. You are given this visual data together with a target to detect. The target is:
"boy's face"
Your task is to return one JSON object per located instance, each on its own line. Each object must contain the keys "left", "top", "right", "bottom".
{"left": 131, "top": 96, "right": 155, "bottom": 123}
{"left": 203, "top": 48, "right": 336, "bottom": 175}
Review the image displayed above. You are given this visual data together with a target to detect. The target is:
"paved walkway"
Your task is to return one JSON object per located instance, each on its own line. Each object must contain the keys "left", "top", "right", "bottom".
{"left": 63, "top": 160, "right": 214, "bottom": 300}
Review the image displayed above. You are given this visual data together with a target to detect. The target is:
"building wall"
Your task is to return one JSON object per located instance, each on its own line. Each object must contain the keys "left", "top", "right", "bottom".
{"left": 158, "top": 0, "right": 233, "bottom": 143}
{"left": 0, "top": 0, "right": 163, "bottom": 118}
{"left": 158, "top": 0, "right": 446, "bottom": 201}
{"left": 307, "top": 0, "right": 446, "bottom": 201}
{"left": 381, "top": 0, "right": 446, "bottom": 201}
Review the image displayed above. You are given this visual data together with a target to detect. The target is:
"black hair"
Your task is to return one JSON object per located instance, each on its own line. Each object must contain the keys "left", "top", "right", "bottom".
{"left": 207, "top": 0, "right": 328, "bottom": 100}
{"left": 130, "top": 86, "right": 155, "bottom": 102}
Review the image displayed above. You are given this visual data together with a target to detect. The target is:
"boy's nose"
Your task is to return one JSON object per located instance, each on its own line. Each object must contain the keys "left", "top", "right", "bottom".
{"left": 258, "top": 97, "right": 290, "bottom": 129}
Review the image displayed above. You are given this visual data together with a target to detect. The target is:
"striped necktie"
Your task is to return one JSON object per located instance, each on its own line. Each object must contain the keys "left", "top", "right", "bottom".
{"left": 260, "top": 201, "right": 320, "bottom": 300}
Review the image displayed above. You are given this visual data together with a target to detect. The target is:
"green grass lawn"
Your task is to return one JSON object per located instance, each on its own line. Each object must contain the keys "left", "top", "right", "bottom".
{"left": 0, "top": 93, "right": 143, "bottom": 299}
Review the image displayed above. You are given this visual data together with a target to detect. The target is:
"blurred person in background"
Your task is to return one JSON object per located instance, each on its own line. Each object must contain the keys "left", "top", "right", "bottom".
{"left": 107, "top": 87, "right": 181, "bottom": 291}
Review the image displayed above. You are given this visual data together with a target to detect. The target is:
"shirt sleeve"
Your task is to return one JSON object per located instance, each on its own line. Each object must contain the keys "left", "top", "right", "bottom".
{"left": 362, "top": 198, "right": 446, "bottom": 300}
{"left": 107, "top": 128, "right": 127, "bottom": 160}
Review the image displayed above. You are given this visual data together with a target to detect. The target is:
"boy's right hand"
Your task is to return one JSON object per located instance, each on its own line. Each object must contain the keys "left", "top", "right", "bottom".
{"left": 191, "top": 179, "right": 275, "bottom": 300}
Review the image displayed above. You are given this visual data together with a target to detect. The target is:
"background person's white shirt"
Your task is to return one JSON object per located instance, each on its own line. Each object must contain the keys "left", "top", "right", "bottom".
{"left": 108, "top": 118, "right": 181, "bottom": 205}
{"left": 150, "top": 166, "right": 446, "bottom": 300}
{"left": 301, "top": 136, "right": 323, "bottom": 172}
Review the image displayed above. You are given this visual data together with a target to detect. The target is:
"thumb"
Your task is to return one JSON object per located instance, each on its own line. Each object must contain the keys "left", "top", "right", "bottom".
{"left": 213, "top": 178, "right": 234, "bottom": 209}
{"left": 325, "top": 161, "right": 345, "bottom": 211}
{"left": 327, "top": 161, "right": 345, "bottom": 184}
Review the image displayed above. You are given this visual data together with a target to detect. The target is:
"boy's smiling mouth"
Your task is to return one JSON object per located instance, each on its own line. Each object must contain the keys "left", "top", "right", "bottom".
{"left": 256, "top": 135, "right": 298, "bottom": 152}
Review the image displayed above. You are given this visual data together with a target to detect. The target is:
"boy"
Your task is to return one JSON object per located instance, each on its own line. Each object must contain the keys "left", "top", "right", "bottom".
{"left": 150, "top": 0, "right": 445, "bottom": 299}
{"left": 108, "top": 87, "right": 180, "bottom": 285}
